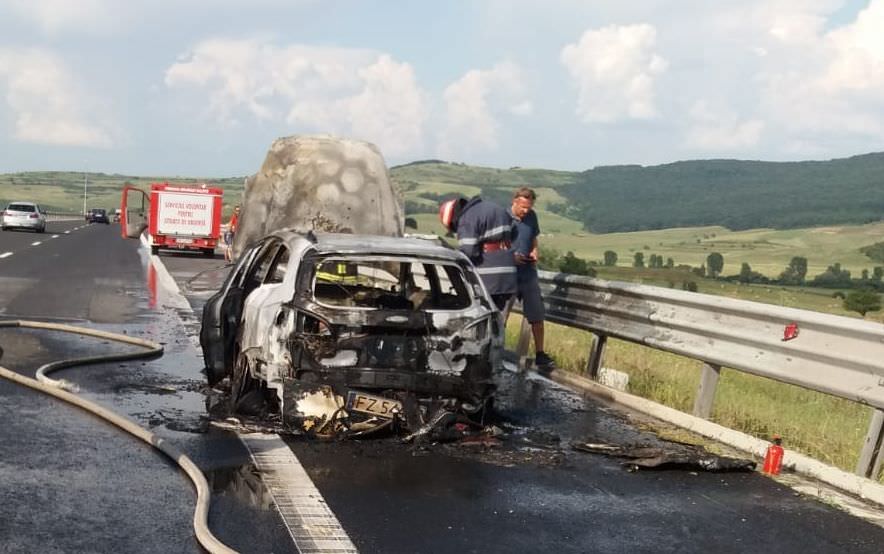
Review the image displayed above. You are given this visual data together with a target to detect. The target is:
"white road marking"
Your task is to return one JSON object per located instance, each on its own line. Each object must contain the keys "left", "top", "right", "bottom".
{"left": 143, "top": 234, "right": 351, "bottom": 553}
{"left": 0, "top": 252, "right": 12, "bottom": 259}
{"left": 31, "top": 241, "right": 41, "bottom": 246}
{"left": 64, "top": 231, "right": 71, "bottom": 234}
{"left": 51, "top": 235, "right": 59, "bottom": 239}
{"left": 240, "top": 434, "right": 357, "bottom": 554}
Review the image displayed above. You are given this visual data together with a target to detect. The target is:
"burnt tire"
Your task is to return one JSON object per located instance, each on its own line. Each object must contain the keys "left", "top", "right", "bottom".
{"left": 230, "top": 349, "right": 265, "bottom": 416}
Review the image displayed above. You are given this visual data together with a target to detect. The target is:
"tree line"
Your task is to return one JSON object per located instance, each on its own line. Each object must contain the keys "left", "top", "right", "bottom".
{"left": 558, "top": 153, "right": 884, "bottom": 233}
{"left": 633, "top": 249, "right": 883, "bottom": 316}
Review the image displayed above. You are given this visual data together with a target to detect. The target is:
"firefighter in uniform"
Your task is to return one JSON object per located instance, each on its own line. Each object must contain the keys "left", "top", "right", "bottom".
{"left": 439, "top": 196, "right": 517, "bottom": 311}
{"left": 316, "top": 261, "right": 359, "bottom": 285}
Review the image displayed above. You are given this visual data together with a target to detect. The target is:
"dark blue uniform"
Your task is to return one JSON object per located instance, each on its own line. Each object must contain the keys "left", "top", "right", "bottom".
{"left": 456, "top": 197, "right": 517, "bottom": 301}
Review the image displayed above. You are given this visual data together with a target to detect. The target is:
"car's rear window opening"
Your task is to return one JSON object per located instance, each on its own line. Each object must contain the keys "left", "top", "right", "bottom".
{"left": 7, "top": 204, "right": 36, "bottom": 212}
{"left": 313, "top": 257, "right": 472, "bottom": 310}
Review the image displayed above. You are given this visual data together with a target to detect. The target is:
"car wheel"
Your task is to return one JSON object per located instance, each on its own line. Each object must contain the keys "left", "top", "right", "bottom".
{"left": 38, "top": 226, "right": 45, "bottom": 234}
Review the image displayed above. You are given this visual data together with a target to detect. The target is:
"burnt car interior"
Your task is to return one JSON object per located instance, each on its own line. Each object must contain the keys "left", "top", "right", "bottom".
{"left": 312, "top": 257, "right": 473, "bottom": 311}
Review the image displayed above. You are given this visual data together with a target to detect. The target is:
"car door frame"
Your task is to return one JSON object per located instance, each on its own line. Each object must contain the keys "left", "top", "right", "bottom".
{"left": 200, "top": 242, "right": 263, "bottom": 384}
{"left": 218, "top": 239, "right": 284, "bottom": 370}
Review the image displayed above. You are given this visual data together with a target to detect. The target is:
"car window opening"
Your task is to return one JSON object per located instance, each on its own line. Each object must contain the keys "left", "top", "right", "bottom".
{"left": 313, "top": 257, "right": 472, "bottom": 310}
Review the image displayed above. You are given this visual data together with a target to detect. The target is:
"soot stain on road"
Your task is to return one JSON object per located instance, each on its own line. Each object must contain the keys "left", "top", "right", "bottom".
{"left": 206, "top": 463, "right": 276, "bottom": 511}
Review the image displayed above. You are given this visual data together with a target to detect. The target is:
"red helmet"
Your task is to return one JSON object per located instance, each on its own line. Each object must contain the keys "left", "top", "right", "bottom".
{"left": 439, "top": 198, "right": 461, "bottom": 232}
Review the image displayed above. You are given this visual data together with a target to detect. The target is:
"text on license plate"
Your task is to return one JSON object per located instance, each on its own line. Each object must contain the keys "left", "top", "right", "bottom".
{"left": 347, "top": 391, "right": 401, "bottom": 419}
{"left": 176, "top": 238, "right": 193, "bottom": 244}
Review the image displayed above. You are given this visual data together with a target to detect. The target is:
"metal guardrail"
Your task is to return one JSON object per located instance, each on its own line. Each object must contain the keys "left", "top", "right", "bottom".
{"left": 513, "top": 270, "right": 884, "bottom": 478}
{"left": 45, "top": 212, "right": 83, "bottom": 222}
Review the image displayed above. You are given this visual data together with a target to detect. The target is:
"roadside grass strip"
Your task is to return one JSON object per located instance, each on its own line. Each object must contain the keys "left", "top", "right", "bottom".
{"left": 506, "top": 315, "right": 878, "bottom": 480}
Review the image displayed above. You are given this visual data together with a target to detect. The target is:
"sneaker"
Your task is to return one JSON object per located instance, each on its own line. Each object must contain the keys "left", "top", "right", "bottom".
{"left": 534, "top": 351, "right": 556, "bottom": 374}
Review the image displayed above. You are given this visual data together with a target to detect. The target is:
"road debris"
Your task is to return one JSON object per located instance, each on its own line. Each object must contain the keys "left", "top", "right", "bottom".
{"left": 572, "top": 439, "right": 756, "bottom": 472}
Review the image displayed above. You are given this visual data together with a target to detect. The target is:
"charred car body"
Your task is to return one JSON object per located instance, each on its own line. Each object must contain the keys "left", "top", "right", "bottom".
{"left": 200, "top": 230, "right": 503, "bottom": 437}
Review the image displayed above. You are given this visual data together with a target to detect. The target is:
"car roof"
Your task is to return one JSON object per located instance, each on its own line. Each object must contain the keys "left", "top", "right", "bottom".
{"left": 7, "top": 201, "right": 37, "bottom": 206}
{"left": 272, "top": 230, "right": 464, "bottom": 261}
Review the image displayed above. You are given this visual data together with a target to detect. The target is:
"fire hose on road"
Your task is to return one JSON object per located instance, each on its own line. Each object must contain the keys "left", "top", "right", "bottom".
{"left": 0, "top": 319, "right": 238, "bottom": 554}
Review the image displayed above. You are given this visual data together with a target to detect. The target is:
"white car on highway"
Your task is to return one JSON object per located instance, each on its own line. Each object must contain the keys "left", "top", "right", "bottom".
{"left": 1, "top": 202, "right": 47, "bottom": 233}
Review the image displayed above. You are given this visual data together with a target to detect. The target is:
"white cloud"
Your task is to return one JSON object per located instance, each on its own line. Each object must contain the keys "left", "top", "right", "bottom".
{"left": 5, "top": 0, "right": 120, "bottom": 34}
{"left": 509, "top": 101, "right": 534, "bottom": 116}
{"left": 165, "top": 38, "right": 427, "bottom": 157}
{"left": 758, "top": 0, "right": 884, "bottom": 139}
{"left": 684, "top": 101, "right": 765, "bottom": 151}
{"left": 0, "top": 49, "right": 115, "bottom": 148}
{"left": 820, "top": 0, "right": 884, "bottom": 93}
{"left": 560, "top": 23, "right": 668, "bottom": 123}
{"left": 437, "top": 61, "right": 530, "bottom": 158}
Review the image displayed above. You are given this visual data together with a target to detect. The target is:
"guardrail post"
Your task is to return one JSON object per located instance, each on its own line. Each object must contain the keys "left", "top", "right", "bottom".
{"left": 692, "top": 362, "right": 721, "bottom": 419}
{"left": 515, "top": 316, "right": 532, "bottom": 372}
{"left": 856, "top": 408, "right": 884, "bottom": 478}
{"left": 585, "top": 335, "right": 607, "bottom": 380}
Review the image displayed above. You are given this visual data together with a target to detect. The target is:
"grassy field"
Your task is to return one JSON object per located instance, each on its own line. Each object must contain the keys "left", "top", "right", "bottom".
{"left": 6, "top": 169, "right": 883, "bottom": 281}
{"left": 0, "top": 171, "right": 246, "bottom": 219}
{"left": 505, "top": 316, "right": 874, "bottom": 477}
{"left": 394, "top": 161, "right": 884, "bottom": 278}
{"left": 502, "top": 260, "right": 883, "bottom": 478}
{"left": 590, "top": 265, "right": 884, "bottom": 324}
{"left": 407, "top": 215, "right": 884, "bottom": 279}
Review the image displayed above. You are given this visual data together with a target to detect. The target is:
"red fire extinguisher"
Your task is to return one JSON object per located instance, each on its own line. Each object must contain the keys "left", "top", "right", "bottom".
{"left": 763, "top": 435, "right": 784, "bottom": 475}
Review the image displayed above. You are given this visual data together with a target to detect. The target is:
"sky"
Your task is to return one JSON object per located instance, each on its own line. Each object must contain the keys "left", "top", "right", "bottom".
{"left": 0, "top": 0, "right": 883, "bottom": 176}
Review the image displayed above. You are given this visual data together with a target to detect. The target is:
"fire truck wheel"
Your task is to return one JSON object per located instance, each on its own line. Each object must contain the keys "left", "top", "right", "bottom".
{"left": 151, "top": 246, "right": 159, "bottom": 255}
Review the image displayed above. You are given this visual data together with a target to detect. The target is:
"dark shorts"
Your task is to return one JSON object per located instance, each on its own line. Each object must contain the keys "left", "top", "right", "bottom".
{"left": 491, "top": 293, "right": 513, "bottom": 312}
{"left": 224, "top": 231, "right": 234, "bottom": 245}
{"left": 518, "top": 273, "right": 545, "bottom": 323}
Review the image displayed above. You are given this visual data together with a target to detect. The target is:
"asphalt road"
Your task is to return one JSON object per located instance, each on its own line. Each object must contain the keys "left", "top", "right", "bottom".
{"left": 171, "top": 239, "right": 884, "bottom": 554}
{"left": 0, "top": 222, "right": 294, "bottom": 553}
{"left": 3, "top": 223, "right": 884, "bottom": 553}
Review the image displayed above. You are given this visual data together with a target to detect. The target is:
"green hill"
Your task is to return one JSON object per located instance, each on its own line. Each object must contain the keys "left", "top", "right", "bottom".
{"left": 391, "top": 153, "right": 884, "bottom": 233}
{"left": 0, "top": 172, "right": 246, "bottom": 216}
{"left": 3, "top": 151, "right": 884, "bottom": 233}
{"left": 565, "top": 153, "right": 884, "bottom": 232}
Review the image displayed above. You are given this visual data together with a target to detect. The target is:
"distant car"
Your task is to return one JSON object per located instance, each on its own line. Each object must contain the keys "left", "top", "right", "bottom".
{"left": 1, "top": 202, "right": 46, "bottom": 233}
{"left": 87, "top": 208, "right": 110, "bottom": 224}
{"left": 199, "top": 231, "right": 502, "bottom": 436}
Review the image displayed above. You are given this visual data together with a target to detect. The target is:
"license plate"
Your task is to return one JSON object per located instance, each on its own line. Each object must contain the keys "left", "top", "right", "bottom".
{"left": 347, "top": 391, "right": 401, "bottom": 419}
{"left": 176, "top": 238, "right": 193, "bottom": 244}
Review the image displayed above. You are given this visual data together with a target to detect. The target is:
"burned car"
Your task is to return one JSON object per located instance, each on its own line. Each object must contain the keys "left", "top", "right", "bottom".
{"left": 200, "top": 231, "right": 503, "bottom": 437}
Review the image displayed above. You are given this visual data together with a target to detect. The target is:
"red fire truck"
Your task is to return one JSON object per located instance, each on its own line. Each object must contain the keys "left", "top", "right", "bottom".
{"left": 121, "top": 182, "right": 223, "bottom": 257}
